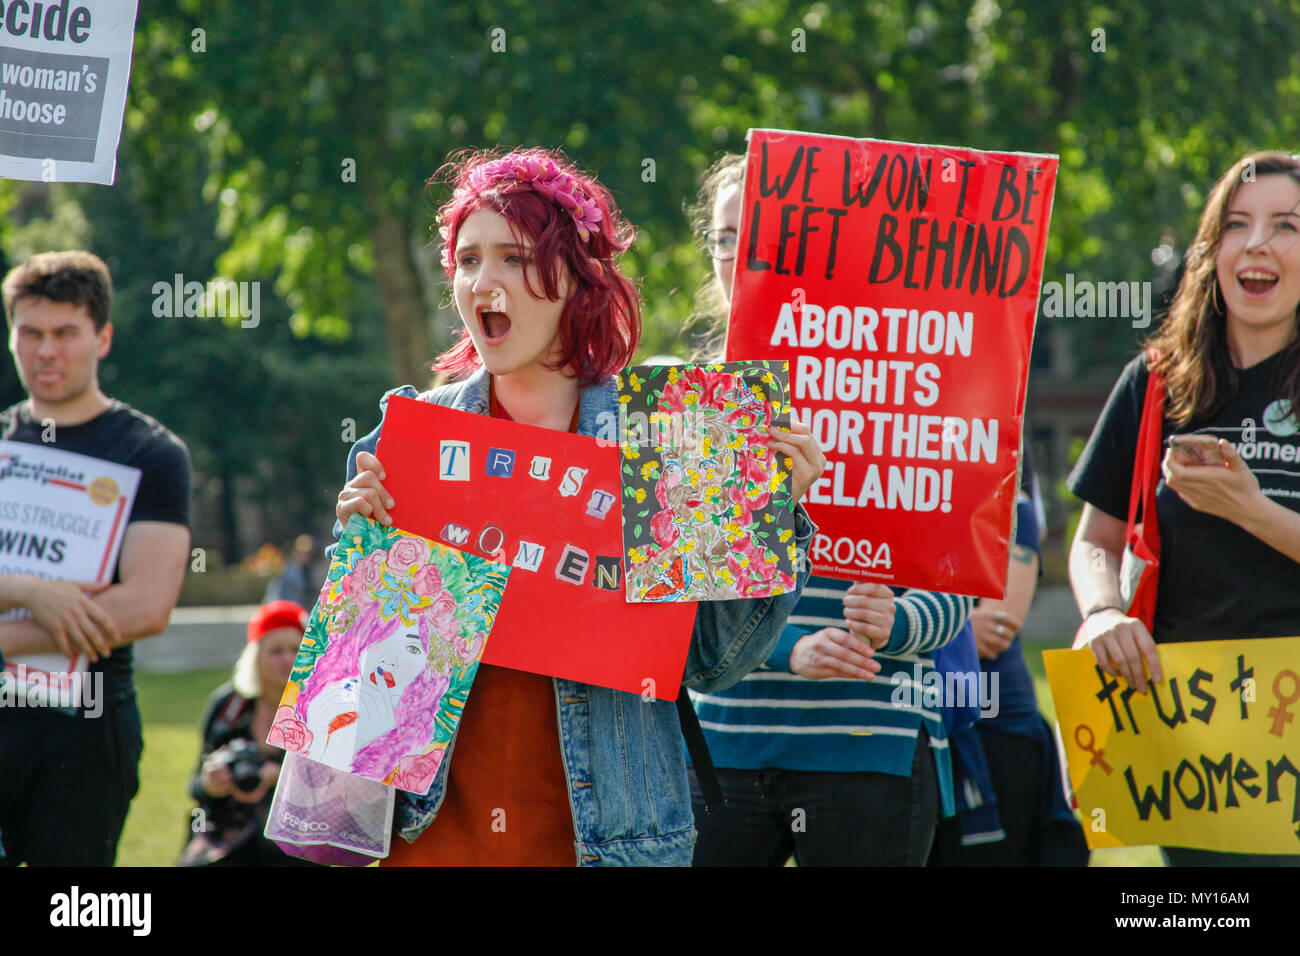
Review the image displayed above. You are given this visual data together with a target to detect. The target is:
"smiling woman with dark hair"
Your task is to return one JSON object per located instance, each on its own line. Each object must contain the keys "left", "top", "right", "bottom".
{"left": 1069, "top": 150, "right": 1300, "bottom": 867}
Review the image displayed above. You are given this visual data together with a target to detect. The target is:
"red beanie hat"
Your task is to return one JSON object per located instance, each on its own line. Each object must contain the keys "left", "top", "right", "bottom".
{"left": 248, "top": 600, "right": 309, "bottom": 643}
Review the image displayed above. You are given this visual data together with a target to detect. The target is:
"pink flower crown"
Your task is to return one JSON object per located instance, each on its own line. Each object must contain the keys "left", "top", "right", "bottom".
{"left": 465, "top": 156, "right": 603, "bottom": 242}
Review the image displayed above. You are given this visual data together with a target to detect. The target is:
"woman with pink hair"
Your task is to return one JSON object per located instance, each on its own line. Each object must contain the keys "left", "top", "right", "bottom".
{"left": 332, "top": 146, "right": 826, "bottom": 866}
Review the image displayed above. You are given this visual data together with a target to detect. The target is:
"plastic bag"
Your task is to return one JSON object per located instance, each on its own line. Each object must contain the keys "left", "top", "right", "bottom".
{"left": 264, "top": 750, "right": 394, "bottom": 866}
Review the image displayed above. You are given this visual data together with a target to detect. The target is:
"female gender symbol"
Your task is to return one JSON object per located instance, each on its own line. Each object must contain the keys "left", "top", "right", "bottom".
{"left": 1267, "top": 669, "right": 1300, "bottom": 738}
{"left": 1074, "top": 724, "right": 1114, "bottom": 775}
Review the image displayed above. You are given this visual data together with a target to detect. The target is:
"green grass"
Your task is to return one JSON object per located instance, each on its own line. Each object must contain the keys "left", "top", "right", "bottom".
{"left": 118, "top": 656, "right": 1164, "bottom": 866}
{"left": 118, "top": 669, "right": 228, "bottom": 867}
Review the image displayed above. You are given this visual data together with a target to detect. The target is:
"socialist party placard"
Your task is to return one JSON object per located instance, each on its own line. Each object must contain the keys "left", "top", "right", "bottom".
{"left": 0, "top": 0, "right": 139, "bottom": 184}
{"left": 0, "top": 439, "right": 140, "bottom": 700}
{"left": 725, "top": 129, "right": 1058, "bottom": 597}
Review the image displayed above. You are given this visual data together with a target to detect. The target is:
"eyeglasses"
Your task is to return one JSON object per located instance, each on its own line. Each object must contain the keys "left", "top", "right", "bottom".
{"left": 701, "top": 228, "right": 738, "bottom": 261}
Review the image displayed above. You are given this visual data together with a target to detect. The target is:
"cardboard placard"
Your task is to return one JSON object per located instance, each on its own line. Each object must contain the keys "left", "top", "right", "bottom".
{"left": 1044, "top": 637, "right": 1300, "bottom": 855}
{"left": 0, "top": 0, "right": 139, "bottom": 184}
{"left": 270, "top": 515, "right": 509, "bottom": 792}
{"left": 726, "top": 129, "right": 1058, "bottom": 597}
{"left": 377, "top": 396, "right": 697, "bottom": 699}
{"left": 0, "top": 439, "right": 139, "bottom": 706}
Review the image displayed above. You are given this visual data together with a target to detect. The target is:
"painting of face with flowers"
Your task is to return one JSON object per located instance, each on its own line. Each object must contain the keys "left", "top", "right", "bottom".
{"left": 619, "top": 361, "right": 797, "bottom": 602}
{"left": 267, "top": 514, "right": 510, "bottom": 793}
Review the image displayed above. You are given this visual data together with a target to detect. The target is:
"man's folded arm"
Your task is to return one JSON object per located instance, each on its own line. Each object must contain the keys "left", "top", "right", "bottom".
{"left": 0, "top": 521, "right": 191, "bottom": 658}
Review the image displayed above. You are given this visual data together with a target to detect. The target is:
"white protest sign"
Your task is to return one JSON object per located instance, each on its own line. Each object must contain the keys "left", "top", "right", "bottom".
{"left": 0, "top": 0, "right": 139, "bottom": 185}
{"left": 0, "top": 439, "right": 139, "bottom": 699}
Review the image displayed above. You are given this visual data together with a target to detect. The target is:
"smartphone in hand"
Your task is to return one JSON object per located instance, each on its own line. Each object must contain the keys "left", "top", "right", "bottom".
{"left": 1168, "top": 434, "right": 1226, "bottom": 466}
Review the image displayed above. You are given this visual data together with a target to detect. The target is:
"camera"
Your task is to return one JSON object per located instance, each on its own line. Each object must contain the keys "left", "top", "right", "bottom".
{"left": 216, "top": 739, "right": 266, "bottom": 793}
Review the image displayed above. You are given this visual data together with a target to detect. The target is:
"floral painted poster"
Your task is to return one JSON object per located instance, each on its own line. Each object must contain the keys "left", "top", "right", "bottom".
{"left": 726, "top": 131, "right": 1057, "bottom": 596}
{"left": 268, "top": 514, "right": 509, "bottom": 793}
{"left": 619, "top": 361, "right": 797, "bottom": 602}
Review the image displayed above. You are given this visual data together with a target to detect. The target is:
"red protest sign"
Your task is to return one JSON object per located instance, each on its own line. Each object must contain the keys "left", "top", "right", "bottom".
{"left": 375, "top": 396, "right": 697, "bottom": 698}
{"left": 726, "top": 130, "right": 1058, "bottom": 598}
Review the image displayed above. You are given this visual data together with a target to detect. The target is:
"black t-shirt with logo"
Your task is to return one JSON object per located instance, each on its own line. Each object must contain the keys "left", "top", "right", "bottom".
{"left": 1069, "top": 350, "right": 1300, "bottom": 643}
{"left": 2, "top": 400, "right": 192, "bottom": 701}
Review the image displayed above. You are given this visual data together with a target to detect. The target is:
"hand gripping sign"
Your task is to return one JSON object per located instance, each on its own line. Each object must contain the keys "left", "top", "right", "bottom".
{"left": 725, "top": 129, "right": 1058, "bottom": 598}
{"left": 376, "top": 396, "right": 697, "bottom": 699}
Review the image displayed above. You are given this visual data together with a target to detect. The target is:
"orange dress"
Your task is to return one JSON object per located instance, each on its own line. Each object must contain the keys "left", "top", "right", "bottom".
{"left": 382, "top": 664, "right": 576, "bottom": 866}
{"left": 381, "top": 386, "right": 578, "bottom": 866}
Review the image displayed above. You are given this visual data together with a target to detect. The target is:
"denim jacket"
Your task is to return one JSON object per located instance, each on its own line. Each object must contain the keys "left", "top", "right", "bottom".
{"left": 336, "top": 368, "right": 815, "bottom": 865}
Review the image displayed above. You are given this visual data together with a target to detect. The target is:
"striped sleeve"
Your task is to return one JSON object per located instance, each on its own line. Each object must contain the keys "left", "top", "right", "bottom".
{"left": 883, "top": 589, "right": 975, "bottom": 656}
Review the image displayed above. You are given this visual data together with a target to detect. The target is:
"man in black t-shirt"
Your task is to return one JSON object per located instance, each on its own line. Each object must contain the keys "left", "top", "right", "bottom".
{"left": 0, "top": 251, "right": 192, "bottom": 866}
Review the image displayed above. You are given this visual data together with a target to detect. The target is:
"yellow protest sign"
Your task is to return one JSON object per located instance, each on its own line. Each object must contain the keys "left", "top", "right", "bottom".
{"left": 1043, "top": 636, "right": 1300, "bottom": 855}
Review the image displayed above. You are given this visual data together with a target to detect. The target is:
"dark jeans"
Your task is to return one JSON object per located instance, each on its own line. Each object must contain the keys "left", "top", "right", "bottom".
{"left": 0, "top": 697, "right": 142, "bottom": 866}
{"left": 928, "top": 728, "right": 1094, "bottom": 866}
{"left": 690, "top": 730, "right": 939, "bottom": 866}
{"left": 930, "top": 730, "right": 1041, "bottom": 866}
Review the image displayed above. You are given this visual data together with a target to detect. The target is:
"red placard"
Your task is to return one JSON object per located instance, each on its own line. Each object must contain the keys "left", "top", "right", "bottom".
{"left": 726, "top": 130, "right": 1058, "bottom": 598}
{"left": 376, "top": 396, "right": 697, "bottom": 698}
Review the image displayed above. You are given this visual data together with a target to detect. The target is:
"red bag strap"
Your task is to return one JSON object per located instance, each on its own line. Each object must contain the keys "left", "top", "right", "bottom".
{"left": 1127, "top": 349, "right": 1166, "bottom": 552}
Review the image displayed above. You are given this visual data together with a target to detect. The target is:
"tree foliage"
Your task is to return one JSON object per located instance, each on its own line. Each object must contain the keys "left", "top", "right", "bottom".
{"left": 2, "top": 0, "right": 1297, "bottom": 562}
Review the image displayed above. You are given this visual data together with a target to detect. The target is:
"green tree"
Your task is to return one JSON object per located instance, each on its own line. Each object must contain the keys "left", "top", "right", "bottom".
{"left": 128, "top": 0, "right": 745, "bottom": 382}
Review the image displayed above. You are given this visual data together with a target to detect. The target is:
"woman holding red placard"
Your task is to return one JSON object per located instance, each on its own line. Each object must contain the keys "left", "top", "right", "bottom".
{"left": 330, "top": 147, "right": 826, "bottom": 866}
{"left": 1069, "top": 151, "right": 1300, "bottom": 866}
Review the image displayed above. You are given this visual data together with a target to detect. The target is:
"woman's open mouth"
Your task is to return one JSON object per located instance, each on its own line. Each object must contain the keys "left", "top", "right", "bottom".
{"left": 370, "top": 667, "right": 396, "bottom": 689}
{"left": 1237, "top": 268, "right": 1279, "bottom": 297}
{"left": 477, "top": 305, "right": 512, "bottom": 344}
